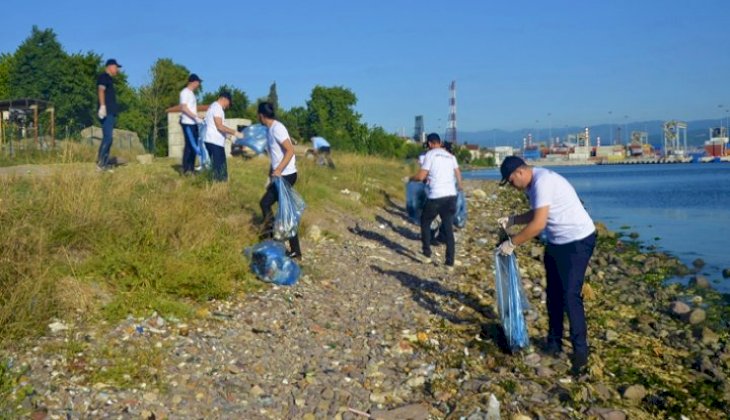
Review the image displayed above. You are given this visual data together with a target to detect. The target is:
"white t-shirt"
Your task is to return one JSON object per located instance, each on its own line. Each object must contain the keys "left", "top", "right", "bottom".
{"left": 179, "top": 87, "right": 197, "bottom": 125}
{"left": 203, "top": 101, "right": 225, "bottom": 147}
{"left": 421, "top": 148, "right": 458, "bottom": 199}
{"left": 527, "top": 167, "right": 595, "bottom": 245}
{"left": 267, "top": 120, "right": 297, "bottom": 175}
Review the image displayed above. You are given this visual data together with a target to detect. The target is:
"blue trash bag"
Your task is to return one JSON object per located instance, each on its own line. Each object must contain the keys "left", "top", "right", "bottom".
{"left": 406, "top": 181, "right": 428, "bottom": 225}
{"left": 196, "top": 122, "right": 211, "bottom": 169}
{"left": 244, "top": 240, "right": 300, "bottom": 286}
{"left": 454, "top": 190, "right": 467, "bottom": 228}
{"left": 494, "top": 250, "right": 531, "bottom": 352}
{"left": 273, "top": 177, "right": 306, "bottom": 240}
{"left": 234, "top": 124, "right": 268, "bottom": 156}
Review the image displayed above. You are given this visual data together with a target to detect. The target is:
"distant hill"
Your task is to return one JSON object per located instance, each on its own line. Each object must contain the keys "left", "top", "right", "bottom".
{"left": 459, "top": 119, "right": 724, "bottom": 149}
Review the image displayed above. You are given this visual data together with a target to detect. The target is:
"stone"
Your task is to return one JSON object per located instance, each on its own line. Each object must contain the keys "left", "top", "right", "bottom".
{"left": 692, "top": 258, "right": 705, "bottom": 268}
{"left": 370, "top": 403, "right": 430, "bottom": 420}
{"left": 471, "top": 189, "right": 487, "bottom": 199}
{"left": 701, "top": 327, "right": 719, "bottom": 345}
{"left": 605, "top": 329, "right": 619, "bottom": 342}
{"left": 511, "top": 415, "right": 531, "bottom": 420}
{"left": 670, "top": 301, "right": 691, "bottom": 317}
{"left": 688, "top": 308, "right": 706, "bottom": 325}
{"left": 622, "top": 385, "right": 646, "bottom": 402}
{"left": 587, "top": 408, "right": 627, "bottom": 420}
{"left": 688, "top": 275, "right": 711, "bottom": 289}
{"left": 723, "top": 268, "right": 730, "bottom": 278}
{"left": 308, "top": 225, "right": 322, "bottom": 242}
{"left": 136, "top": 154, "right": 154, "bottom": 165}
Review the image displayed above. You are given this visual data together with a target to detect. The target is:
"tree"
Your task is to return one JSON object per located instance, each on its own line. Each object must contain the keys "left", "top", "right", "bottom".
{"left": 305, "top": 86, "right": 363, "bottom": 151}
{"left": 202, "top": 85, "right": 251, "bottom": 120}
{"left": 55, "top": 51, "right": 102, "bottom": 131}
{"left": 278, "top": 106, "right": 307, "bottom": 143}
{"left": 0, "top": 53, "right": 14, "bottom": 99}
{"left": 267, "top": 82, "right": 278, "bottom": 111}
{"left": 8, "top": 26, "right": 66, "bottom": 101}
{"left": 139, "top": 58, "right": 189, "bottom": 155}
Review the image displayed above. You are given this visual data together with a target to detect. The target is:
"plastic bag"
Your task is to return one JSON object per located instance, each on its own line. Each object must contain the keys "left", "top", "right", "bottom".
{"left": 196, "top": 122, "right": 211, "bottom": 169}
{"left": 273, "top": 177, "right": 306, "bottom": 240}
{"left": 244, "top": 240, "right": 300, "bottom": 285}
{"left": 233, "top": 124, "right": 268, "bottom": 156}
{"left": 454, "top": 190, "right": 467, "bottom": 228}
{"left": 494, "top": 250, "right": 530, "bottom": 352}
{"left": 406, "top": 181, "right": 428, "bottom": 225}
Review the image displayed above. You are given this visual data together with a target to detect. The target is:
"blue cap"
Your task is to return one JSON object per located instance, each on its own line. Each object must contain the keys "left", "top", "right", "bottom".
{"left": 499, "top": 156, "right": 526, "bottom": 185}
{"left": 105, "top": 58, "right": 122, "bottom": 67}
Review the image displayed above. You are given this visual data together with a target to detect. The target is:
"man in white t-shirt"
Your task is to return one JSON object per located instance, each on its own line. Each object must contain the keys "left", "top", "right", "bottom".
{"left": 257, "top": 102, "right": 301, "bottom": 259}
{"left": 179, "top": 73, "right": 203, "bottom": 175}
{"left": 410, "top": 133, "right": 463, "bottom": 267}
{"left": 203, "top": 91, "right": 242, "bottom": 182}
{"left": 497, "top": 156, "right": 596, "bottom": 375}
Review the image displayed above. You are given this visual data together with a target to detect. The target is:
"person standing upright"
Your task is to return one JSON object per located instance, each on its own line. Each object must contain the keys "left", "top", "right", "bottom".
{"left": 257, "top": 102, "right": 302, "bottom": 259}
{"left": 203, "top": 91, "right": 242, "bottom": 182}
{"left": 179, "top": 73, "right": 203, "bottom": 175}
{"left": 411, "top": 133, "right": 463, "bottom": 267}
{"left": 497, "top": 156, "right": 596, "bottom": 375}
{"left": 96, "top": 58, "right": 121, "bottom": 172}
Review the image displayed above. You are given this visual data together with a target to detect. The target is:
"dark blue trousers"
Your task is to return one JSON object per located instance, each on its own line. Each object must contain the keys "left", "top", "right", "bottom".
{"left": 544, "top": 232, "right": 596, "bottom": 358}
{"left": 98, "top": 114, "right": 116, "bottom": 168}
{"left": 181, "top": 123, "right": 199, "bottom": 174}
{"left": 205, "top": 142, "right": 227, "bottom": 182}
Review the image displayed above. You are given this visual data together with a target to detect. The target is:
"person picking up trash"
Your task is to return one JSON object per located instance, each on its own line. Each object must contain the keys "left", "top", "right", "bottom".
{"left": 203, "top": 91, "right": 243, "bottom": 182}
{"left": 497, "top": 156, "right": 596, "bottom": 376}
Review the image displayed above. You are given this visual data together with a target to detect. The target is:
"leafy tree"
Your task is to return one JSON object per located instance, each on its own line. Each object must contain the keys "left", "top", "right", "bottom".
{"left": 54, "top": 51, "right": 102, "bottom": 132}
{"left": 305, "top": 86, "right": 362, "bottom": 151}
{"left": 0, "top": 53, "right": 14, "bottom": 99}
{"left": 202, "top": 85, "right": 251, "bottom": 119}
{"left": 139, "top": 58, "right": 189, "bottom": 155}
{"left": 8, "top": 26, "right": 66, "bottom": 101}
{"left": 278, "top": 106, "right": 307, "bottom": 143}
{"left": 267, "top": 82, "right": 279, "bottom": 111}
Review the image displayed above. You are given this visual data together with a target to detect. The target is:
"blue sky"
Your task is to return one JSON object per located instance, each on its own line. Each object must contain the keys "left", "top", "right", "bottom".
{"left": 2, "top": 0, "right": 729, "bottom": 134}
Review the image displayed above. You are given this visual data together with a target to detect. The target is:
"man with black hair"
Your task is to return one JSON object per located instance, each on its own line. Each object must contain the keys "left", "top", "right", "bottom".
{"left": 96, "top": 58, "right": 121, "bottom": 172}
{"left": 411, "top": 133, "right": 463, "bottom": 267}
{"left": 258, "top": 102, "right": 302, "bottom": 259}
{"left": 203, "top": 91, "right": 242, "bottom": 182}
{"left": 179, "top": 73, "right": 203, "bottom": 175}
{"left": 497, "top": 156, "right": 596, "bottom": 375}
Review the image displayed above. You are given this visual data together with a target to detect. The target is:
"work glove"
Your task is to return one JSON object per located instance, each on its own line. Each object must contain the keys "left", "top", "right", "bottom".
{"left": 497, "top": 237, "right": 515, "bottom": 256}
{"left": 497, "top": 216, "right": 514, "bottom": 230}
{"left": 195, "top": 117, "right": 204, "bottom": 124}
{"left": 98, "top": 105, "right": 107, "bottom": 120}
{"left": 235, "top": 131, "right": 244, "bottom": 139}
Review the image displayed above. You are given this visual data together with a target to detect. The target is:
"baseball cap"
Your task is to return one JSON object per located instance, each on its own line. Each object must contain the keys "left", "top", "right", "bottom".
{"left": 105, "top": 58, "right": 122, "bottom": 67}
{"left": 188, "top": 73, "right": 202, "bottom": 83}
{"left": 499, "top": 156, "right": 526, "bottom": 185}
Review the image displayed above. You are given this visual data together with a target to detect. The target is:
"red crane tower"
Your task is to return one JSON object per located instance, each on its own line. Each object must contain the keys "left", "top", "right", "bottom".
{"left": 446, "top": 80, "right": 457, "bottom": 146}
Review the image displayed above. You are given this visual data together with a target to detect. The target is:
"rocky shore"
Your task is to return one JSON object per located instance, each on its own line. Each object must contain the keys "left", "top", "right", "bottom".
{"left": 2, "top": 179, "right": 729, "bottom": 419}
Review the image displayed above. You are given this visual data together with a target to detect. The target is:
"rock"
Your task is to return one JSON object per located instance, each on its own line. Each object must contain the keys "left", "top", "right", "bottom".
{"left": 250, "top": 385, "right": 265, "bottom": 398}
{"left": 587, "top": 408, "right": 627, "bottom": 420}
{"left": 471, "top": 189, "right": 487, "bottom": 199}
{"left": 692, "top": 258, "right": 705, "bottom": 268}
{"left": 670, "top": 301, "right": 691, "bottom": 317}
{"left": 48, "top": 320, "right": 69, "bottom": 333}
{"left": 370, "top": 403, "right": 430, "bottom": 420}
{"left": 308, "top": 225, "right": 322, "bottom": 242}
{"left": 524, "top": 353, "right": 541, "bottom": 367}
{"left": 688, "top": 275, "right": 711, "bottom": 289}
{"left": 536, "top": 366, "right": 555, "bottom": 377}
{"left": 701, "top": 327, "right": 719, "bottom": 345}
{"left": 723, "top": 268, "right": 730, "bottom": 278}
{"left": 511, "top": 415, "right": 531, "bottom": 420}
{"left": 623, "top": 385, "right": 646, "bottom": 402}
{"left": 689, "top": 308, "right": 706, "bottom": 325}
{"left": 136, "top": 154, "right": 154, "bottom": 165}
{"left": 605, "top": 329, "right": 619, "bottom": 342}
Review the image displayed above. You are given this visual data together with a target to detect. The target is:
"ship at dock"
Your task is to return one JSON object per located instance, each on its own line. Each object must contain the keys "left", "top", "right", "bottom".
{"left": 704, "top": 127, "right": 729, "bottom": 159}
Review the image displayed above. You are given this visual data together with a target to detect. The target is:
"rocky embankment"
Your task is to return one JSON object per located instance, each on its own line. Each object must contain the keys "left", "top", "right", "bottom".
{"left": 2, "top": 180, "right": 729, "bottom": 419}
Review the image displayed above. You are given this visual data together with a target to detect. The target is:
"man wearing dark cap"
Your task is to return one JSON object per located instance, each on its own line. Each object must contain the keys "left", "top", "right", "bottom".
{"left": 96, "top": 58, "right": 121, "bottom": 171}
{"left": 202, "top": 91, "right": 242, "bottom": 182}
{"left": 179, "top": 73, "right": 203, "bottom": 175}
{"left": 410, "top": 133, "right": 463, "bottom": 267}
{"left": 497, "top": 156, "right": 596, "bottom": 376}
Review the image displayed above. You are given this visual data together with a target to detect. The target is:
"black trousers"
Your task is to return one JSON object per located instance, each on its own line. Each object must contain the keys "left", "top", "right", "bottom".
{"left": 260, "top": 172, "right": 301, "bottom": 256}
{"left": 181, "top": 123, "right": 199, "bottom": 173}
{"left": 420, "top": 195, "right": 456, "bottom": 265}
{"left": 205, "top": 142, "right": 227, "bottom": 182}
{"left": 544, "top": 232, "right": 596, "bottom": 358}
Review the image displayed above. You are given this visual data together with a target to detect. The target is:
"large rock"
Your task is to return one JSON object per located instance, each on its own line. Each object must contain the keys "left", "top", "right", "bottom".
{"left": 722, "top": 268, "right": 730, "bottom": 278}
{"left": 471, "top": 189, "right": 487, "bottom": 199}
{"left": 688, "top": 275, "right": 711, "bottom": 289}
{"left": 136, "top": 154, "right": 154, "bottom": 165}
{"left": 670, "top": 301, "right": 691, "bottom": 317}
{"left": 692, "top": 258, "right": 705, "bottom": 268}
{"left": 700, "top": 327, "right": 719, "bottom": 346}
{"left": 622, "top": 384, "right": 646, "bottom": 402}
{"left": 689, "top": 308, "right": 706, "bottom": 325}
{"left": 80, "top": 125, "right": 146, "bottom": 154}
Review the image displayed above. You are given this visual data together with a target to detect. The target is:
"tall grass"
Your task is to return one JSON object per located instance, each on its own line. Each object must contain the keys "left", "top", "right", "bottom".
{"left": 0, "top": 148, "right": 412, "bottom": 343}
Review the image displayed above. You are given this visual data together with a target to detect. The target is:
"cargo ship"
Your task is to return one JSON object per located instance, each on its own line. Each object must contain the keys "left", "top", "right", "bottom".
{"left": 705, "top": 127, "right": 728, "bottom": 157}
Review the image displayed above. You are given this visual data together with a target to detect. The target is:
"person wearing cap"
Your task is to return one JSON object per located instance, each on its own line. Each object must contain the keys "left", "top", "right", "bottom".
{"left": 203, "top": 91, "right": 242, "bottom": 182}
{"left": 96, "top": 58, "right": 121, "bottom": 171}
{"left": 257, "top": 101, "right": 302, "bottom": 260}
{"left": 410, "top": 133, "right": 463, "bottom": 267}
{"left": 497, "top": 156, "right": 596, "bottom": 375}
{"left": 179, "top": 74, "right": 203, "bottom": 175}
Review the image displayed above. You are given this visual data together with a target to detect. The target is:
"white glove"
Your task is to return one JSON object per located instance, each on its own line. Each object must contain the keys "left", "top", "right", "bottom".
{"left": 98, "top": 105, "right": 107, "bottom": 120}
{"left": 235, "top": 131, "right": 244, "bottom": 139}
{"left": 195, "top": 117, "right": 204, "bottom": 124}
{"left": 497, "top": 216, "right": 514, "bottom": 230}
{"left": 497, "top": 238, "right": 515, "bottom": 255}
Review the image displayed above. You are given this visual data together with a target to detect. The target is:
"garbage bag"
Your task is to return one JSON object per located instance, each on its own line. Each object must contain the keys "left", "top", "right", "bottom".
{"left": 196, "top": 122, "right": 211, "bottom": 169}
{"left": 454, "top": 190, "right": 467, "bottom": 228}
{"left": 406, "top": 181, "right": 428, "bottom": 225}
{"left": 273, "top": 177, "right": 306, "bottom": 240}
{"left": 234, "top": 124, "right": 268, "bottom": 156}
{"left": 244, "top": 240, "right": 300, "bottom": 286}
{"left": 493, "top": 250, "right": 531, "bottom": 352}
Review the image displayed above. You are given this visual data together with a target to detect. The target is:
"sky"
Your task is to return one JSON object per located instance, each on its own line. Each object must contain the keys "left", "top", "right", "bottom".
{"left": 2, "top": 0, "right": 730, "bottom": 135}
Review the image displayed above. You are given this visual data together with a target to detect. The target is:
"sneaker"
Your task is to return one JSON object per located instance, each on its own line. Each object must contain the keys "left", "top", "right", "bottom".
{"left": 570, "top": 352, "right": 589, "bottom": 376}
{"left": 418, "top": 254, "right": 432, "bottom": 264}
{"left": 287, "top": 252, "right": 302, "bottom": 261}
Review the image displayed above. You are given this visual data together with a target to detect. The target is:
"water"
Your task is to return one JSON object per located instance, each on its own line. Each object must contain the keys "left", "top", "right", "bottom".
{"left": 465, "top": 163, "right": 730, "bottom": 292}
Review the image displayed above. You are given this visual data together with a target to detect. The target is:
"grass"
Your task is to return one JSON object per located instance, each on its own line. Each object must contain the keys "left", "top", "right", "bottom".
{"left": 0, "top": 144, "right": 412, "bottom": 344}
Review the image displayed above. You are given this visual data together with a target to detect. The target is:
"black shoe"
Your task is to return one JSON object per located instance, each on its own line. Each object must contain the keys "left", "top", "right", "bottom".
{"left": 570, "top": 352, "right": 588, "bottom": 376}
{"left": 542, "top": 339, "right": 562, "bottom": 357}
{"left": 288, "top": 252, "right": 302, "bottom": 261}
